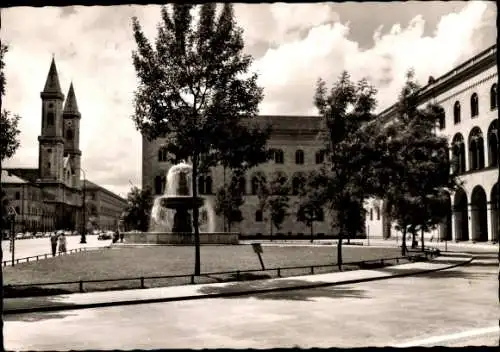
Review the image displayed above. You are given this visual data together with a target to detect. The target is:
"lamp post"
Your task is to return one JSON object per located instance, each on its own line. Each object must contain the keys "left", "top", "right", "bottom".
{"left": 78, "top": 168, "right": 87, "bottom": 244}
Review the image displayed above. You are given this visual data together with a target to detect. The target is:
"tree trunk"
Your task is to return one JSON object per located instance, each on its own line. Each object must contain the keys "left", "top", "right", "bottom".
{"left": 192, "top": 151, "right": 201, "bottom": 276}
{"left": 0, "top": 158, "right": 4, "bottom": 351}
{"left": 310, "top": 221, "right": 314, "bottom": 243}
{"left": 401, "top": 227, "right": 407, "bottom": 256}
{"left": 269, "top": 219, "right": 273, "bottom": 241}
{"left": 223, "top": 166, "right": 227, "bottom": 232}
{"left": 421, "top": 227, "right": 425, "bottom": 252}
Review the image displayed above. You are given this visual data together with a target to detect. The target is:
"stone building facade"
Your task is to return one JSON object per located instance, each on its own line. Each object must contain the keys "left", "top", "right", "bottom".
{"left": 84, "top": 180, "right": 128, "bottom": 231}
{"left": 2, "top": 58, "right": 127, "bottom": 233}
{"left": 365, "top": 44, "right": 498, "bottom": 243}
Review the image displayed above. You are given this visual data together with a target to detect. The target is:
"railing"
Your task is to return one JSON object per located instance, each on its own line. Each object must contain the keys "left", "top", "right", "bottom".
{"left": 4, "top": 249, "right": 438, "bottom": 295}
{"left": 2, "top": 246, "right": 105, "bottom": 267}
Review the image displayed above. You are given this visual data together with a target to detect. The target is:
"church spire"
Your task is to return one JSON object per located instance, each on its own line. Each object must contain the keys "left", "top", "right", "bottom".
{"left": 63, "top": 82, "right": 80, "bottom": 115}
{"left": 43, "top": 57, "right": 63, "bottom": 94}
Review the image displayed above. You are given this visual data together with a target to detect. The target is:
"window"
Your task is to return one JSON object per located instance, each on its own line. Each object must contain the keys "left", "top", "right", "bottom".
{"left": 315, "top": 150, "right": 325, "bottom": 164}
{"left": 66, "top": 129, "right": 73, "bottom": 140}
{"left": 15, "top": 192, "right": 20, "bottom": 200}
{"left": 47, "top": 149, "right": 52, "bottom": 153}
{"left": 15, "top": 206, "right": 20, "bottom": 214}
{"left": 251, "top": 175, "right": 265, "bottom": 195}
{"left": 292, "top": 176, "right": 305, "bottom": 196}
{"left": 272, "top": 149, "right": 284, "bottom": 164}
{"left": 437, "top": 107, "right": 445, "bottom": 130}
{"left": 452, "top": 134, "right": 466, "bottom": 174}
{"left": 158, "top": 147, "right": 168, "bottom": 162}
{"left": 453, "top": 101, "right": 461, "bottom": 124}
{"left": 295, "top": 150, "right": 304, "bottom": 164}
{"left": 488, "top": 120, "right": 498, "bottom": 167}
{"left": 255, "top": 210, "right": 263, "bottom": 222}
{"left": 491, "top": 84, "right": 498, "bottom": 110}
{"left": 47, "top": 162, "right": 51, "bottom": 170}
{"left": 232, "top": 175, "right": 246, "bottom": 195}
{"left": 376, "top": 206, "right": 380, "bottom": 220}
{"left": 468, "top": 127, "right": 485, "bottom": 170}
{"left": 470, "top": 93, "right": 479, "bottom": 118}
{"left": 47, "top": 112, "right": 54, "bottom": 126}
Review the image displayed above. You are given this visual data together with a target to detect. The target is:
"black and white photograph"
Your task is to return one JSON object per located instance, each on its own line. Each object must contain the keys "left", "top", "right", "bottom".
{"left": 0, "top": 1, "right": 498, "bottom": 350}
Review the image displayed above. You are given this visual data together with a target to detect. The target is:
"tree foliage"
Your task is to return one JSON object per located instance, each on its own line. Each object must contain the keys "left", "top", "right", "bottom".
{"left": 123, "top": 186, "right": 154, "bottom": 232}
{"left": 375, "top": 70, "right": 460, "bottom": 254}
{"left": 310, "top": 71, "right": 378, "bottom": 269}
{"left": 131, "top": 4, "right": 270, "bottom": 274}
{"left": 297, "top": 171, "right": 324, "bottom": 241}
{"left": 267, "top": 172, "right": 290, "bottom": 235}
{"left": 214, "top": 168, "right": 245, "bottom": 232}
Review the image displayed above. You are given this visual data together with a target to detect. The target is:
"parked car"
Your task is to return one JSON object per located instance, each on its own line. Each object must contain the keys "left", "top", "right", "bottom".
{"left": 98, "top": 231, "right": 113, "bottom": 240}
{"left": 23, "top": 232, "right": 33, "bottom": 239}
{"left": 15, "top": 233, "right": 24, "bottom": 240}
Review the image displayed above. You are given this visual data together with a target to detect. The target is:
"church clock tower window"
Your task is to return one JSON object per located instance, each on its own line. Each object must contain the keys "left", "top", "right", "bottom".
{"left": 47, "top": 111, "right": 55, "bottom": 125}
{"left": 66, "top": 129, "right": 73, "bottom": 140}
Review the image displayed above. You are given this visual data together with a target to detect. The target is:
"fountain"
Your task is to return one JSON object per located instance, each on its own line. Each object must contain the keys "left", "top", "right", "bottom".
{"left": 123, "top": 162, "right": 239, "bottom": 245}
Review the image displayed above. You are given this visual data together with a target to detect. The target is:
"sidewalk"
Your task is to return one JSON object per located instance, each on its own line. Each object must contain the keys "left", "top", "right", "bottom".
{"left": 3, "top": 253, "right": 472, "bottom": 315}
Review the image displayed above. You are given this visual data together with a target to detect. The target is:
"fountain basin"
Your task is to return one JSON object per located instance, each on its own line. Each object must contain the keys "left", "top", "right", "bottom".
{"left": 123, "top": 231, "right": 240, "bottom": 245}
{"left": 161, "top": 196, "right": 204, "bottom": 209}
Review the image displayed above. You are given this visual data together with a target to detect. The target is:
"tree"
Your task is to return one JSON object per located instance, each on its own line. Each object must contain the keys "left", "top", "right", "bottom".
{"left": 265, "top": 172, "right": 290, "bottom": 239}
{"left": 214, "top": 168, "right": 245, "bottom": 232}
{"left": 376, "top": 70, "right": 460, "bottom": 255}
{"left": 131, "top": 4, "right": 269, "bottom": 275}
{"left": 297, "top": 171, "right": 324, "bottom": 242}
{"left": 311, "top": 71, "right": 379, "bottom": 270}
{"left": 0, "top": 41, "right": 21, "bottom": 352}
{"left": 123, "top": 186, "right": 154, "bottom": 232}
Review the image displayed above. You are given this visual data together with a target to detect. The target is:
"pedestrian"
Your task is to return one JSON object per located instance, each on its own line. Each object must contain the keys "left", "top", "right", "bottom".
{"left": 119, "top": 230, "right": 124, "bottom": 243}
{"left": 50, "top": 232, "right": 58, "bottom": 257}
{"left": 58, "top": 232, "right": 67, "bottom": 254}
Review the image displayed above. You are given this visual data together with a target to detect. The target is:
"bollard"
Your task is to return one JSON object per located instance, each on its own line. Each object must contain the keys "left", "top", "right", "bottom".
{"left": 311, "top": 266, "right": 314, "bottom": 275}
{"left": 79, "top": 281, "right": 84, "bottom": 293}
{"left": 277, "top": 268, "right": 281, "bottom": 277}
{"left": 140, "top": 277, "right": 145, "bottom": 289}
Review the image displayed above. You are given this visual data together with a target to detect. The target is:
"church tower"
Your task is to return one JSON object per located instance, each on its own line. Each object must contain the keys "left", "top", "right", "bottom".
{"left": 38, "top": 58, "right": 65, "bottom": 183}
{"left": 63, "top": 82, "right": 82, "bottom": 189}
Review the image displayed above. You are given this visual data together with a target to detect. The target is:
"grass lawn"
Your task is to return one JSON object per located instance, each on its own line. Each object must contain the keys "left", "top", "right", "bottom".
{"left": 3, "top": 244, "right": 402, "bottom": 296}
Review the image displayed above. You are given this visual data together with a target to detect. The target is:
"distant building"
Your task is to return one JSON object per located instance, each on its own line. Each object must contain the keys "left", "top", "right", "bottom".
{"left": 1, "top": 58, "right": 127, "bottom": 233}
{"left": 142, "top": 44, "right": 498, "bottom": 242}
{"left": 84, "top": 180, "right": 129, "bottom": 231}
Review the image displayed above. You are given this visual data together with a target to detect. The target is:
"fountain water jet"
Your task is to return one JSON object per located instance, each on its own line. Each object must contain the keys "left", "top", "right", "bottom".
{"left": 123, "top": 162, "right": 238, "bottom": 245}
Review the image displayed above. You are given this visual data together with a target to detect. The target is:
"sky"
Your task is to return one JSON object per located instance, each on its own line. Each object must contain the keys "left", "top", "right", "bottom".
{"left": 1, "top": 1, "right": 497, "bottom": 198}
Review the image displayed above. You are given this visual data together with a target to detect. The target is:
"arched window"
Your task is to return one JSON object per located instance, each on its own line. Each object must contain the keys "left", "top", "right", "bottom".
{"left": 453, "top": 101, "right": 461, "bottom": 124}
{"left": 488, "top": 120, "right": 498, "bottom": 167}
{"left": 452, "top": 133, "right": 466, "bottom": 174}
{"left": 158, "top": 147, "right": 167, "bottom": 162}
{"left": 255, "top": 210, "right": 263, "bottom": 222}
{"left": 490, "top": 84, "right": 497, "bottom": 110}
{"left": 271, "top": 149, "right": 284, "bottom": 164}
{"left": 436, "top": 106, "right": 445, "bottom": 130}
{"left": 295, "top": 150, "right": 304, "bottom": 164}
{"left": 47, "top": 112, "right": 54, "bottom": 126}
{"left": 66, "top": 129, "right": 73, "bottom": 140}
{"left": 468, "top": 127, "right": 485, "bottom": 170}
{"left": 315, "top": 150, "right": 325, "bottom": 164}
{"left": 470, "top": 93, "right": 479, "bottom": 118}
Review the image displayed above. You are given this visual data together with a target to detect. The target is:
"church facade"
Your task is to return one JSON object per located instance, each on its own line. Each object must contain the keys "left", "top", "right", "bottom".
{"left": 142, "top": 44, "right": 498, "bottom": 242}
{"left": 2, "top": 59, "right": 127, "bottom": 233}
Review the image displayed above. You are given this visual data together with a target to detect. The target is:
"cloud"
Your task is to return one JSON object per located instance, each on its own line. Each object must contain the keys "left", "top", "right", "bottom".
{"left": 1, "top": 2, "right": 495, "bottom": 198}
{"left": 253, "top": 1, "right": 492, "bottom": 115}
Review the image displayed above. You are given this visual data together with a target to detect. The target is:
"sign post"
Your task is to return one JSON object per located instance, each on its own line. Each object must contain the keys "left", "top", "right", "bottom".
{"left": 7, "top": 206, "right": 17, "bottom": 266}
{"left": 251, "top": 243, "right": 265, "bottom": 270}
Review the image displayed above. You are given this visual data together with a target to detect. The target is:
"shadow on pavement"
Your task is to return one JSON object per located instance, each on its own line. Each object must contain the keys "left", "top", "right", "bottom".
{"left": 374, "top": 267, "right": 491, "bottom": 280}
{"left": 3, "top": 285, "right": 73, "bottom": 298}
{"left": 3, "top": 311, "right": 77, "bottom": 322}
{"left": 197, "top": 278, "right": 368, "bottom": 301}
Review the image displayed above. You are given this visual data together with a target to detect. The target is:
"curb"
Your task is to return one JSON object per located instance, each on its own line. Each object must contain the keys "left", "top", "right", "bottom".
{"left": 3, "top": 255, "right": 473, "bottom": 315}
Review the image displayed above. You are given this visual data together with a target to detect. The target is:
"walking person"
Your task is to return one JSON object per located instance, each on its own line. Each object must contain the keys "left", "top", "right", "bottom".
{"left": 58, "top": 232, "right": 67, "bottom": 254}
{"left": 50, "top": 232, "right": 58, "bottom": 257}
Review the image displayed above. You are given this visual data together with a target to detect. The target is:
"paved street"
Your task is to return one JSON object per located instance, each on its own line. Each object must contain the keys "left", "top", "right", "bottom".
{"left": 1, "top": 235, "right": 111, "bottom": 262}
{"left": 4, "top": 253, "right": 498, "bottom": 350}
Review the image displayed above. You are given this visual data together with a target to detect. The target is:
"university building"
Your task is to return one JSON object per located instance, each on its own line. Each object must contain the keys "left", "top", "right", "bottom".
{"left": 142, "top": 44, "right": 498, "bottom": 242}
{"left": 2, "top": 59, "right": 128, "bottom": 233}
